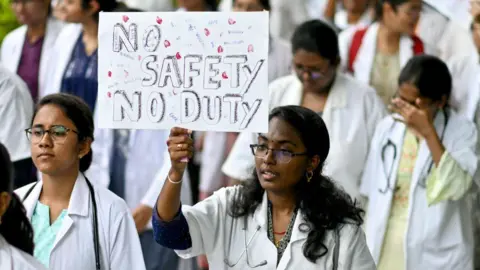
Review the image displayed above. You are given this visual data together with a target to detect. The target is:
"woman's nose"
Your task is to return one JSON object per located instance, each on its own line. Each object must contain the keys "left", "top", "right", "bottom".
{"left": 263, "top": 149, "right": 276, "bottom": 164}
{"left": 38, "top": 132, "right": 53, "bottom": 147}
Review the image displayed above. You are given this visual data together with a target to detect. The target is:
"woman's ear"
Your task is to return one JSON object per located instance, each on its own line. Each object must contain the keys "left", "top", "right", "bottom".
{"left": 87, "top": 0, "right": 100, "bottom": 15}
{"left": 78, "top": 138, "right": 92, "bottom": 159}
{"left": 307, "top": 155, "right": 321, "bottom": 173}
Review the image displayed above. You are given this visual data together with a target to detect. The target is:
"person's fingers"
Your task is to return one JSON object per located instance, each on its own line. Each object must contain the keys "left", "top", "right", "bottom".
{"left": 167, "top": 135, "right": 193, "bottom": 146}
{"left": 169, "top": 127, "right": 192, "bottom": 137}
{"left": 170, "top": 150, "right": 193, "bottom": 161}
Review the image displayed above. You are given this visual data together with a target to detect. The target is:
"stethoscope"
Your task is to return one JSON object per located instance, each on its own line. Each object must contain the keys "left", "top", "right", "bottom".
{"left": 22, "top": 174, "right": 101, "bottom": 270}
{"left": 379, "top": 109, "right": 449, "bottom": 194}
{"left": 223, "top": 214, "right": 268, "bottom": 268}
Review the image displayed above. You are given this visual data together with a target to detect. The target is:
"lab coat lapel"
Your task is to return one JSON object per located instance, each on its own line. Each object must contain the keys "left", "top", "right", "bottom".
{"left": 352, "top": 23, "right": 379, "bottom": 84}
{"left": 321, "top": 75, "right": 347, "bottom": 133}
{"left": 7, "top": 27, "right": 26, "bottom": 73}
{"left": 22, "top": 182, "right": 44, "bottom": 220}
{"left": 0, "top": 235, "right": 13, "bottom": 269}
{"left": 276, "top": 210, "right": 308, "bottom": 270}
{"left": 399, "top": 35, "right": 414, "bottom": 68}
{"left": 39, "top": 18, "right": 61, "bottom": 98}
{"left": 253, "top": 191, "right": 268, "bottom": 229}
{"left": 279, "top": 77, "right": 303, "bottom": 107}
{"left": 52, "top": 174, "right": 90, "bottom": 250}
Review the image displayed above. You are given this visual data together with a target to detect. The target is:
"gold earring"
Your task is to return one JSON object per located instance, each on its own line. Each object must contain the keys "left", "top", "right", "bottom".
{"left": 306, "top": 171, "right": 313, "bottom": 183}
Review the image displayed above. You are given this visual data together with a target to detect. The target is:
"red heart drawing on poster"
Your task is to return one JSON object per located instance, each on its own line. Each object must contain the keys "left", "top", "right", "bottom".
{"left": 217, "top": 45, "right": 224, "bottom": 53}
{"left": 156, "top": 17, "right": 163, "bottom": 24}
{"left": 176, "top": 52, "right": 182, "bottom": 59}
{"left": 108, "top": 71, "right": 112, "bottom": 77}
{"left": 164, "top": 40, "right": 171, "bottom": 48}
{"left": 222, "top": 72, "right": 228, "bottom": 79}
{"left": 138, "top": 55, "right": 142, "bottom": 61}
{"left": 122, "top": 15, "right": 129, "bottom": 23}
{"left": 204, "top": 28, "right": 210, "bottom": 36}
{"left": 228, "top": 18, "right": 236, "bottom": 25}
{"left": 107, "top": 92, "right": 112, "bottom": 98}
{"left": 248, "top": 44, "right": 254, "bottom": 52}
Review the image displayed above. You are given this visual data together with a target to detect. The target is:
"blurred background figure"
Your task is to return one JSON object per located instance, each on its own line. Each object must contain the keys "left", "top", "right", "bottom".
{"left": 176, "top": 0, "right": 218, "bottom": 11}
{"left": 324, "top": 0, "right": 373, "bottom": 31}
{"left": 0, "top": 64, "right": 34, "bottom": 188}
{"left": 339, "top": 0, "right": 429, "bottom": 106}
{"left": 43, "top": 0, "right": 118, "bottom": 111}
{"left": 1, "top": 0, "right": 63, "bottom": 104}
{"left": 119, "top": 0, "right": 173, "bottom": 11}
{"left": 0, "top": 142, "right": 46, "bottom": 270}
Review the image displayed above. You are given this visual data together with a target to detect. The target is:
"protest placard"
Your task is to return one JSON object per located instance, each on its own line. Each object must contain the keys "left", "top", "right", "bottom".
{"left": 97, "top": 12, "right": 269, "bottom": 132}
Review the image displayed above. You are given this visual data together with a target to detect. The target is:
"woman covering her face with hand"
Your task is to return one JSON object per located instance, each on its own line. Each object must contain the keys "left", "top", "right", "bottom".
{"left": 0, "top": 143, "right": 46, "bottom": 270}
{"left": 152, "top": 105, "right": 376, "bottom": 269}
{"left": 360, "top": 55, "right": 478, "bottom": 269}
{"left": 15, "top": 93, "right": 145, "bottom": 270}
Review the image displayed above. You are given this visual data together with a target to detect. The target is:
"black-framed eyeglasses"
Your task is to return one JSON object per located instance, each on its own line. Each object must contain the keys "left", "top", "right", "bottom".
{"left": 250, "top": 144, "right": 308, "bottom": 164}
{"left": 25, "top": 125, "right": 78, "bottom": 144}
{"left": 294, "top": 64, "right": 330, "bottom": 80}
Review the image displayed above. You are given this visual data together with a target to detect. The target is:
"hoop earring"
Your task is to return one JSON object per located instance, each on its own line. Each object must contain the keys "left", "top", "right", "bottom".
{"left": 306, "top": 171, "right": 313, "bottom": 183}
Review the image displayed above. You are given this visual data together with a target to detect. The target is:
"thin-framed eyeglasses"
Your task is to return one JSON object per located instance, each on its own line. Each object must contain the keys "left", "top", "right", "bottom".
{"left": 294, "top": 64, "right": 330, "bottom": 80}
{"left": 25, "top": 125, "right": 78, "bottom": 145}
{"left": 250, "top": 144, "right": 308, "bottom": 164}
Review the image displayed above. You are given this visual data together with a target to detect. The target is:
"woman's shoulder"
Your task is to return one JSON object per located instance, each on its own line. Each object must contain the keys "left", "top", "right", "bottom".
{"left": 8, "top": 244, "right": 47, "bottom": 270}
{"left": 91, "top": 182, "right": 130, "bottom": 216}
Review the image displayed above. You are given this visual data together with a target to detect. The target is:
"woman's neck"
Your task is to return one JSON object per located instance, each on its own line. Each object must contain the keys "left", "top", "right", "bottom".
{"left": 346, "top": 11, "right": 364, "bottom": 25}
{"left": 40, "top": 170, "right": 79, "bottom": 204}
{"left": 82, "top": 19, "right": 99, "bottom": 40}
{"left": 377, "top": 23, "right": 401, "bottom": 54}
{"left": 267, "top": 191, "right": 296, "bottom": 215}
{"left": 27, "top": 22, "right": 47, "bottom": 43}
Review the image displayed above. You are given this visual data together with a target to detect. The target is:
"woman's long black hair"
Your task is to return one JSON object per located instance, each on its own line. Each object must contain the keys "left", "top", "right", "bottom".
{"left": 0, "top": 143, "right": 35, "bottom": 255}
{"left": 228, "top": 106, "right": 364, "bottom": 263}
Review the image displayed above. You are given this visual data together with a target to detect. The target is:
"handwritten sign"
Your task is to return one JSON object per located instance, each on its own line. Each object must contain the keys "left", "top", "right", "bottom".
{"left": 97, "top": 12, "right": 269, "bottom": 132}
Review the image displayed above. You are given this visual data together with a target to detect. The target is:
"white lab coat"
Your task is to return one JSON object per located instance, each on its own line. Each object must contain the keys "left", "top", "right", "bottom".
{"left": 174, "top": 186, "right": 376, "bottom": 269}
{"left": 86, "top": 128, "right": 192, "bottom": 229}
{"left": 15, "top": 173, "right": 146, "bottom": 270}
{"left": 42, "top": 23, "right": 82, "bottom": 98}
{"left": 360, "top": 111, "right": 478, "bottom": 270}
{"left": 222, "top": 74, "right": 386, "bottom": 201}
{"left": 0, "top": 234, "right": 46, "bottom": 270}
{"left": 0, "top": 65, "right": 33, "bottom": 162}
{"left": 0, "top": 17, "right": 64, "bottom": 98}
{"left": 120, "top": 0, "right": 173, "bottom": 11}
{"left": 339, "top": 22, "right": 437, "bottom": 84}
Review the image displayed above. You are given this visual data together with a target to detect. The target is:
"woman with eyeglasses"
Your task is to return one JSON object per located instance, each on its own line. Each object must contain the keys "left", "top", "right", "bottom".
{"left": 222, "top": 19, "right": 386, "bottom": 203}
{"left": 14, "top": 93, "right": 146, "bottom": 269}
{"left": 152, "top": 105, "right": 376, "bottom": 269}
{"left": 0, "top": 142, "right": 46, "bottom": 269}
{"left": 338, "top": 0, "right": 435, "bottom": 106}
{"left": 360, "top": 55, "right": 477, "bottom": 270}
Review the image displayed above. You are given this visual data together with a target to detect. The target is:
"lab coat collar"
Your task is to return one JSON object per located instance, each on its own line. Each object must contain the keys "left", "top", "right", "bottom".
{"left": 23, "top": 172, "right": 91, "bottom": 219}
{"left": 353, "top": 22, "right": 414, "bottom": 84}
{"left": 286, "top": 74, "right": 347, "bottom": 110}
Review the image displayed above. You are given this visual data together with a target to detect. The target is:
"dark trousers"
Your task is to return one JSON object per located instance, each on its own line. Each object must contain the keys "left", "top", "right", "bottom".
{"left": 139, "top": 230, "right": 180, "bottom": 270}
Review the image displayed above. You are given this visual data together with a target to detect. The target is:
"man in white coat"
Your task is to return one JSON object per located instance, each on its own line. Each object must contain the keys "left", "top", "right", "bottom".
{"left": 222, "top": 20, "right": 386, "bottom": 202}
{"left": 0, "top": 64, "right": 34, "bottom": 188}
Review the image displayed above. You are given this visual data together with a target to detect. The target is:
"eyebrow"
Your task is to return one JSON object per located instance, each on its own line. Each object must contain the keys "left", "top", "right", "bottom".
{"left": 258, "top": 134, "right": 298, "bottom": 147}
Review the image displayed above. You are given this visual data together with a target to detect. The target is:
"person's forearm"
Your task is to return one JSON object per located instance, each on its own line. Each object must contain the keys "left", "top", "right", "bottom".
{"left": 425, "top": 127, "right": 446, "bottom": 166}
{"left": 323, "top": 0, "right": 337, "bottom": 20}
{"left": 155, "top": 168, "right": 184, "bottom": 222}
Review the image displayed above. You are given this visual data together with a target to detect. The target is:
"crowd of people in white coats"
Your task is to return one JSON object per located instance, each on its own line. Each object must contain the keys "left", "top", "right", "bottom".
{"left": 0, "top": 0, "right": 480, "bottom": 269}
